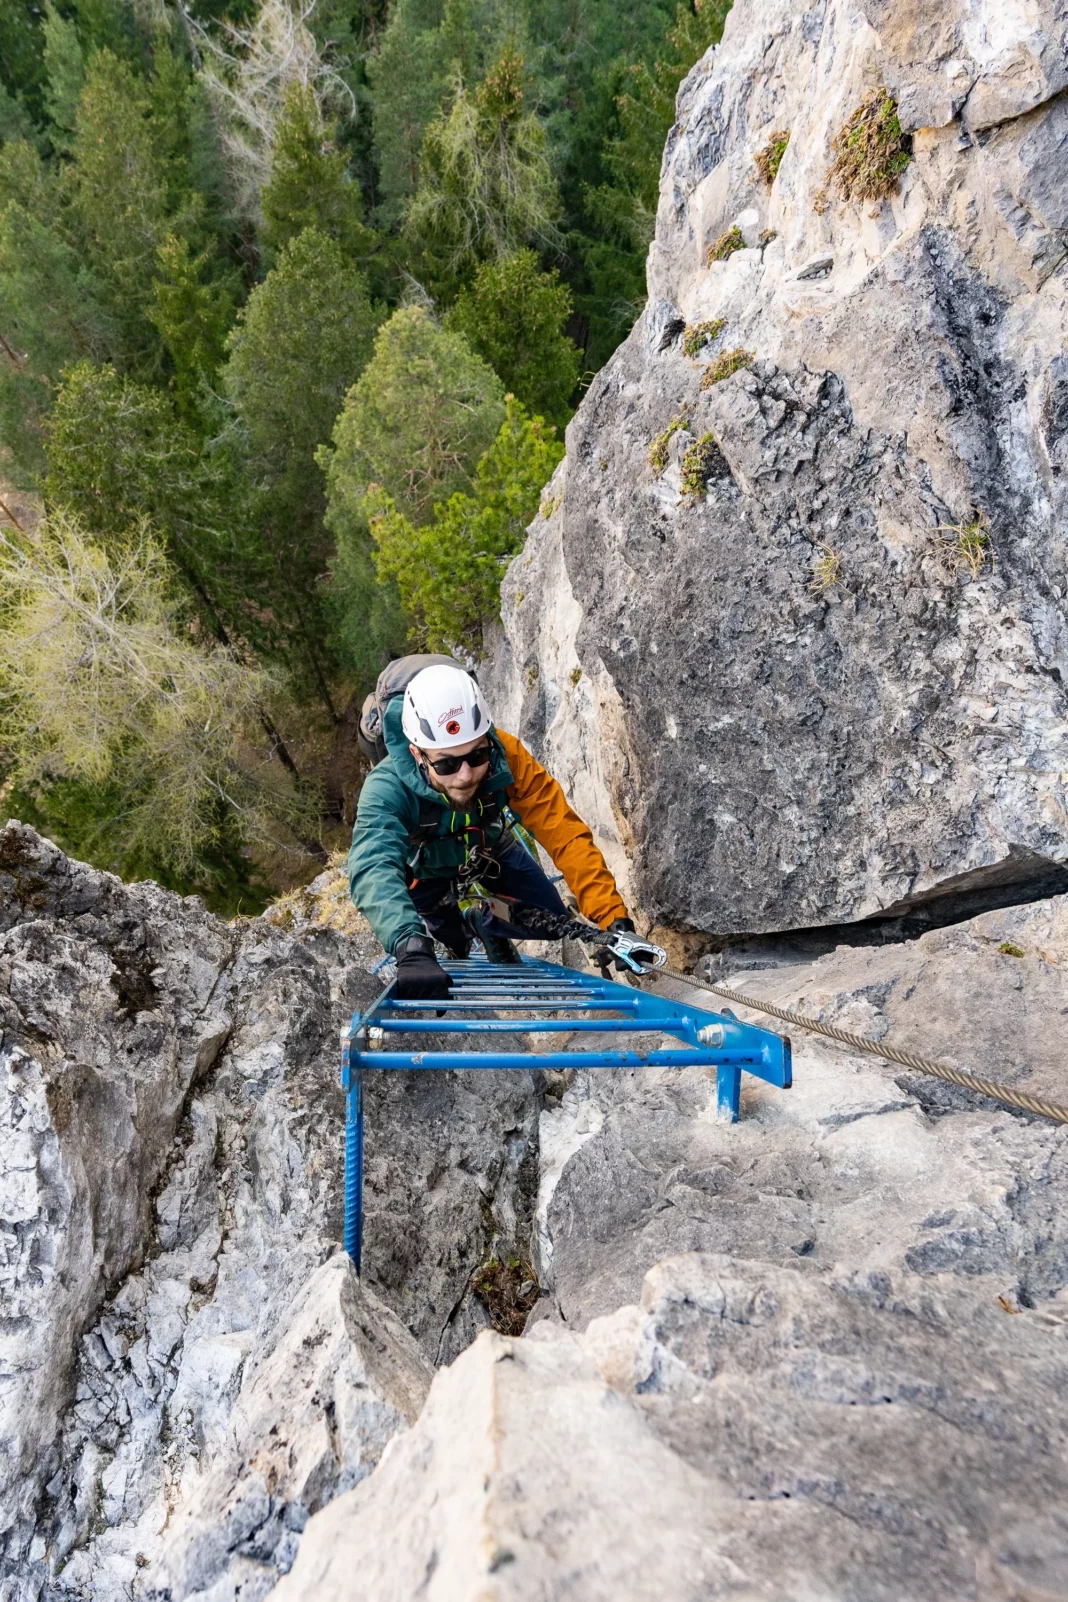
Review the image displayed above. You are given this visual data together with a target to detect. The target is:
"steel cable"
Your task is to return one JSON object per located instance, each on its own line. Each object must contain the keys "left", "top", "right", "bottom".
{"left": 648, "top": 964, "right": 1068, "bottom": 1126}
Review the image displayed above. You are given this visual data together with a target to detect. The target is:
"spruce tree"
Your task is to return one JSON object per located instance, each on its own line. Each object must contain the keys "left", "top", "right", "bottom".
{"left": 69, "top": 50, "right": 176, "bottom": 373}
{"left": 366, "top": 397, "right": 564, "bottom": 652}
{"left": 42, "top": 361, "right": 256, "bottom": 647}
{"left": 320, "top": 304, "right": 506, "bottom": 673}
{"left": 223, "top": 226, "right": 382, "bottom": 713}
{"left": 320, "top": 303, "right": 505, "bottom": 527}
{"left": 402, "top": 48, "right": 562, "bottom": 302}
{"left": 149, "top": 234, "right": 238, "bottom": 416}
{"left": 260, "top": 81, "right": 368, "bottom": 259}
{"left": 0, "top": 199, "right": 111, "bottom": 483}
{"left": 367, "top": 0, "right": 450, "bottom": 226}
{"left": 446, "top": 251, "right": 581, "bottom": 426}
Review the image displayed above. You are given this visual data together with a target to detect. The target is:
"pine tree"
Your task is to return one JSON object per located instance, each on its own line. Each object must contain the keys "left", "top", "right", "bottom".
{"left": 42, "top": 360, "right": 256, "bottom": 647}
{"left": 41, "top": 3, "right": 86, "bottom": 144}
{"left": 225, "top": 226, "right": 381, "bottom": 509}
{"left": 320, "top": 303, "right": 506, "bottom": 675}
{"left": 366, "top": 396, "right": 564, "bottom": 651}
{"left": 0, "top": 0, "right": 51, "bottom": 127}
{"left": 320, "top": 303, "right": 505, "bottom": 528}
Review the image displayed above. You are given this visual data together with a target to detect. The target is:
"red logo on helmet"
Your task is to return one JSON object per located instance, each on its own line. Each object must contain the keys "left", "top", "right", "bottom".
{"left": 446, "top": 719, "right": 461, "bottom": 735}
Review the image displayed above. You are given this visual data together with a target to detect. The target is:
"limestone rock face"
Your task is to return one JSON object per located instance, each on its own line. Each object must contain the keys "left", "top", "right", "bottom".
{"left": 4, "top": 845, "right": 1068, "bottom": 1597}
{"left": 0, "top": 826, "right": 540, "bottom": 1600}
{"left": 271, "top": 891, "right": 1068, "bottom": 1602}
{"left": 488, "top": 0, "right": 1068, "bottom": 936}
{"left": 7, "top": 3, "right": 1068, "bottom": 1589}
{"left": 270, "top": 1326, "right": 764, "bottom": 1602}
{"left": 531, "top": 891, "right": 1068, "bottom": 1332}
{"left": 272, "top": 1257, "right": 1068, "bottom": 1602}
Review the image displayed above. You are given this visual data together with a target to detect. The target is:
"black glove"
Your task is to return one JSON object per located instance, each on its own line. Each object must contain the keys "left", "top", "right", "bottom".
{"left": 394, "top": 936, "right": 454, "bottom": 1001}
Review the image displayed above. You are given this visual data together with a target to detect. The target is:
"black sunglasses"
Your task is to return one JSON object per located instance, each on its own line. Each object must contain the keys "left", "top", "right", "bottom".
{"left": 422, "top": 742, "right": 493, "bottom": 777}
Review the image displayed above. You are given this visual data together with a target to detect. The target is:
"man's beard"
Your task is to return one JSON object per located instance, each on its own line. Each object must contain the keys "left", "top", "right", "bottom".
{"left": 441, "top": 779, "right": 481, "bottom": 806}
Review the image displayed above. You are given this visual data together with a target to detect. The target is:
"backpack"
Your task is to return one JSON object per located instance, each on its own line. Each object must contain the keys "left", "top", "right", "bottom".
{"left": 357, "top": 654, "right": 467, "bottom": 765}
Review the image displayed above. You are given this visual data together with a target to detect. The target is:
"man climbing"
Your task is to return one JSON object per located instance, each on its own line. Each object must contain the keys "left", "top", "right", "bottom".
{"left": 348, "top": 659, "right": 635, "bottom": 1000}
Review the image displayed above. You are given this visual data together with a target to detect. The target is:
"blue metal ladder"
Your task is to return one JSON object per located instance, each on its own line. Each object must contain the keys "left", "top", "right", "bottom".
{"left": 340, "top": 955, "right": 791, "bottom": 1272}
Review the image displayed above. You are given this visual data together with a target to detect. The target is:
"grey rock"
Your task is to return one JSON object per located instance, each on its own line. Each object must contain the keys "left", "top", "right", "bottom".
{"left": 532, "top": 891, "right": 1068, "bottom": 1332}
{"left": 268, "top": 1253, "right": 1068, "bottom": 1601}
{"left": 154, "top": 1256, "right": 431, "bottom": 1602}
{"left": 581, "top": 1252, "right": 1068, "bottom": 1599}
{"left": 0, "top": 826, "right": 541, "bottom": 1599}
{"left": 8, "top": 0, "right": 1068, "bottom": 1589}
{"left": 487, "top": 0, "right": 1068, "bottom": 940}
{"left": 269, "top": 1327, "right": 762, "bottom": 1602}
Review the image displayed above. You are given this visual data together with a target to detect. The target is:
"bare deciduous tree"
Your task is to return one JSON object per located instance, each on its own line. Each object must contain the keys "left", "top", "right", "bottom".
{"left": 189, "top": 0, "right": 355, "bottom": 222}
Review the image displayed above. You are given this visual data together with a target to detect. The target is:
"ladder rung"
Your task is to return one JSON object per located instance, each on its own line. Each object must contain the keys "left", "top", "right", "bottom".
{"left": 388, "top": 999, "right": 638, "bottom": 1012}
{"left": 374, "top": 1017, "right": 694, "bottom": 1036}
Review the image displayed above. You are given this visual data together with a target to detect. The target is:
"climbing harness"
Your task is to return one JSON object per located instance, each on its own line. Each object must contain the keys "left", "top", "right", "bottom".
{"left": 648, "top": 965, "right": 1068, "bottom": 1126}
{"left": 340, "top": 953, "right": 790, "bottom": 1272}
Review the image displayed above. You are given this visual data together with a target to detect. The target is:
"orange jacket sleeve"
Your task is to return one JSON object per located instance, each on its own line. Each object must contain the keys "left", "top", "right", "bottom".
{"left": 496, "top": 729, "right": 628, "bottom": 929}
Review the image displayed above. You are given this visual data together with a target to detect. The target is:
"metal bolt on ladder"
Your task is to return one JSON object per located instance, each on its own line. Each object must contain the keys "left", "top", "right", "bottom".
{"left": 340, "top": 954, "right": 791, "bottom": 1272}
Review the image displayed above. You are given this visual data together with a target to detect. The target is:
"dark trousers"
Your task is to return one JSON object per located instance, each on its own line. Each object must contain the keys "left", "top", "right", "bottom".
{"left": 408, "top": 839, "right": 569, "bottom": 952}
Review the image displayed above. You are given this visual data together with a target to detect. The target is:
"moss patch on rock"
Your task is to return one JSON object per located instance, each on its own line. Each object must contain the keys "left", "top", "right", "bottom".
{"left": 680, "top": 433, "right": 723, "bottom": 497}
{"left": 648, "top": 412, "right": 688, "bottom": 474}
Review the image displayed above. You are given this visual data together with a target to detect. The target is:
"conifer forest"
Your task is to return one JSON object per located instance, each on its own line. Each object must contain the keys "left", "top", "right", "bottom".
{"left": 0, "top": 0, "right": 729, "bottom": 910}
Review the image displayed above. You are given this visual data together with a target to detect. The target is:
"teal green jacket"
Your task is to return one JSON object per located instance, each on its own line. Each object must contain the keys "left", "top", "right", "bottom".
{"left": 347, "top": 697, "right": 515, "bottom": 955}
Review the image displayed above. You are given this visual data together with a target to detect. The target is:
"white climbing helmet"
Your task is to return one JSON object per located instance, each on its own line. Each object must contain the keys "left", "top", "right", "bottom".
{"left": 401, "top": 664, "right": 493, "bottom": 751}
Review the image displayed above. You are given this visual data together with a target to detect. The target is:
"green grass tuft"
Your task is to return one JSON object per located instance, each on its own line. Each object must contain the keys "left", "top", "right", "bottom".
{"left": 825, "top": 88, "right": 911, "bottom": 207}
{"left": 808, "top": 543, "right": 842, "bottom": 594}
{"left": 754, "top": 129, "right": 790, "bottom": 187}
{"left": 935, "top": 509, "right": 991, "bottom": 581}
{"left": 472, "top": 1256, "right": 539, "bottom": 1335}
{"left": 699, "top": 347, "right": 753, "bottom": 388}
{"left": 681, "top": 318, "right": 726, "bottom": 358}
{"left": 707, "top": 226, "right": 745, "bottom": 264}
